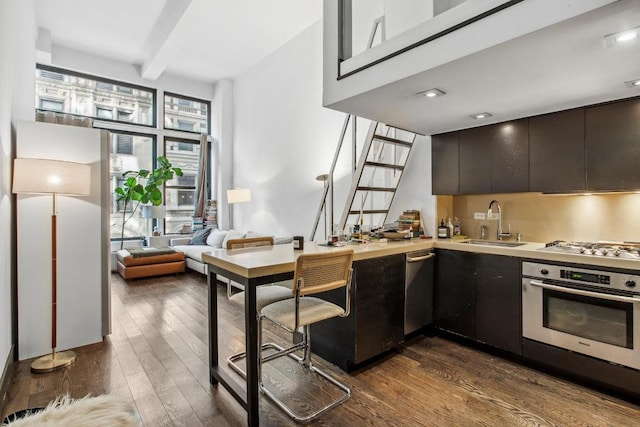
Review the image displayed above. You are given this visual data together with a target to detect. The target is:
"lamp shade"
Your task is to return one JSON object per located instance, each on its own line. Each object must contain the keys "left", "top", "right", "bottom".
{"left": 227, "top": 188, "right": 251, "bottom": 204}
{"left": 12, "top": 158, "right": 91, "bottom": 195}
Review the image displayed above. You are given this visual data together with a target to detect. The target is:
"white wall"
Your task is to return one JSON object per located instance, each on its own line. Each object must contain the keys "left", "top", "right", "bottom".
{"left": 0, "top": 0, "right": 36, "bottom": 383}
{"left": 233, "top": 20, "right": 346, "bottom": 238}
{"left": 233, "top": 19, "right": 435, "bottom": 239}
{"left": 16, "top": 121, "right": 108, "bottom": 359}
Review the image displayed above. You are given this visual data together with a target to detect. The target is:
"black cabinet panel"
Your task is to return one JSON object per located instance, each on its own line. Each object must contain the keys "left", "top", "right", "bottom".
{"left": 459, "top": 127, "right": 491, "bottom": 194}
{"left": 354, "top": 254, "right": 405, "bottom": 363}
{"left": 530, "top": 108, "right": 585, "bottom": 193}
{"left": 475, "top": 254, "right": 522, "bottom": 354}
{"left": 432, "top": 133, "right": 459, "bottom": 195}
{"left": 435, "top": 249, "right": 475, "bottom": 338}
{"left": 490, "top": 119, "right": 529, "bottom": 193}
{"left": 310, "top": 254, "right": 404, "bottom": 371}
{"left": 586, "top": 98, "right": 640, "bottom": 191}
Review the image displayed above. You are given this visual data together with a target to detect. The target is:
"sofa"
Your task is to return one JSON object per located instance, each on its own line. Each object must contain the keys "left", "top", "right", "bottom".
{"left": 170, "top": 228, "right": 293, "bottom": 277}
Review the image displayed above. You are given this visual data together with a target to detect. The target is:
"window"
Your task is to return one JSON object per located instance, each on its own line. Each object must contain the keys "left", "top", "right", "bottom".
{"left": 164, "top": 92, "right": 210, "bottom": 134}
{"left": 116, "top": 134, "right": 133, "bottom": 155}
{"left": 164, "top": 137, "right": 204, "bottom": 234}
{"left": 109, "top": 132, "right": 155, "bottom": 239}
{"left": 96, "top": 81, "right": 112, "bottom": 91}
{"left": 177, "top": 120, "right": 195, "bottom": 131}
{"left": 117, "top": 110, "right": 133, "bottom": 122}
{"left": 39, "top": 99, "right": 64, "bottom": 111}
{"left": 97, "top": 107, "right": 113, "bottom": 119}
{"left": 35, "top": 64, "right": 156, "bottom": 126}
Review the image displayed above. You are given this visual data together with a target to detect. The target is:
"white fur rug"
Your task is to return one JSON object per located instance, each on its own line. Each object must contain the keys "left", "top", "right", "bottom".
{"left": 3, "top": 394, "right": 140, "bottom": 427}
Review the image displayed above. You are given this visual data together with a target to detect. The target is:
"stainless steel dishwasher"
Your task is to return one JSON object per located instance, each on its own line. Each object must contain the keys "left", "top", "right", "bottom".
{"left": 405, "top": 249, "right": 435, "bottom": 335}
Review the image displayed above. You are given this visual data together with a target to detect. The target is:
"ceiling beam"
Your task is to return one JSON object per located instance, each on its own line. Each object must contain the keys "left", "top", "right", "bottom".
{"left": 139, "top": 0, "right": 193, "bottom": 81}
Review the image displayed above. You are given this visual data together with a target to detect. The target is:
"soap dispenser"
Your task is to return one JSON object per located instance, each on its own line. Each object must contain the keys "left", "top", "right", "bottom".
{"left": 438, "top": 219, "right": 450, "bottom": 238}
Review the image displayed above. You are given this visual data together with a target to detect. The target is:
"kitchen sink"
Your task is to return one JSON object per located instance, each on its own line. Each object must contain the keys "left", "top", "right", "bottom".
{"left": 463, "top": 240, "right": 526, "bottom": 248}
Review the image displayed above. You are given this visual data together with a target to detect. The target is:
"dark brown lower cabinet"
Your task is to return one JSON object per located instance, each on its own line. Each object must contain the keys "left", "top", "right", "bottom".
{"left": 311, "top": 253, "right": 405, "bottom": 371}
{"left": 435, "top": 249, "right": 522, "bottom": 355}
{"left": 475, "top": 254, "right": 522, "bottom": 354}
{"left": 435, "top": 249, "right": 475, "bottom": 338}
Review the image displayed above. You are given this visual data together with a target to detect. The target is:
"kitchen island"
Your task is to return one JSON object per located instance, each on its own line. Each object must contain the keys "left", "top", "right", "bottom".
{"left": 203, "top": 237, "right": 640, "bottom": 426}
{"left": 202, "top": 239, "right": 433, "bottom": 427}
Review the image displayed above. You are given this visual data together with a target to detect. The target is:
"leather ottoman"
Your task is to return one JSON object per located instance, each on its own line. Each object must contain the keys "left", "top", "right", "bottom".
{"left": 116, "top": 247, "right": 185, "bottom": 280}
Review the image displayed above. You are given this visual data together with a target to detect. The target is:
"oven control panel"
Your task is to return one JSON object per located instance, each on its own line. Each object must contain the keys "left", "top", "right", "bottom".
{"left": 522, "top": 261, "right": 640, "bottom": 295}
{"left": 560, "top": 269, "right": 610, "bottom": 285}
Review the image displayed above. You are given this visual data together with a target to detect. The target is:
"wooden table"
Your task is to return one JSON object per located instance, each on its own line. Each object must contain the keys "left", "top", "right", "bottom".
{"left": 202, "top": 240, "right": 434, "bottom": 426}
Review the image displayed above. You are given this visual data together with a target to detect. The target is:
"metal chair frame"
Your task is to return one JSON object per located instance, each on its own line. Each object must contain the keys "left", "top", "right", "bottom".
{"left": 258, "top": 249, "right": 354, "bottom": 423}
{"left": 224, "top": 235, "right": 292, "bottom": 379}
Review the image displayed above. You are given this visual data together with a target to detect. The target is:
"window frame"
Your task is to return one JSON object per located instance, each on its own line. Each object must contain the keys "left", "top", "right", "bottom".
{"left": 163, "top": 91, "right": 211, "bottom": 135}
{"left": 109, "top": 130, "right": 158, "bottom": 241}
{"left": 36, "top": 63, "right": 157, "bottom": 128}
{"left": 163, "top": 136, "right": 209, "bottom": 232}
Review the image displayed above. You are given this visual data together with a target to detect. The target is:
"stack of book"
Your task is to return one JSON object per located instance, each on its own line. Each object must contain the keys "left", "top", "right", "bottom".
{"left": 204, "top": 199, "right": 218, "bottom": 229}
{"left": 398, "top": 210, "right": 421, "bottom": 236}
{"left": 192, "top": 216, "right": 204, "bottom": 231}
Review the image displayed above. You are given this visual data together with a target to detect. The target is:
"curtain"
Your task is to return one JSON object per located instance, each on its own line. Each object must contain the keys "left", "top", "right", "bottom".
{"left": 193, "top": 133, "right": 209, "bottom": 219}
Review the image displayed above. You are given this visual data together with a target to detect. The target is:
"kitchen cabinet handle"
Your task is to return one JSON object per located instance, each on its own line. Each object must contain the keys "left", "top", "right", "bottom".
{"left": 528, "top": 279, "right": 640, "bottom": 304}
{"left": 407, "top": 253, "right": 436, "bottom": 263}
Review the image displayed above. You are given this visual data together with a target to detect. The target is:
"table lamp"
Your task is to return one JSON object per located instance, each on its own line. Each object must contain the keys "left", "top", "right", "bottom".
{"left": 227, "top": 188, "right": 251, "bottom": 229}
{"left": 12, "top": 158, "right": 91, "bottom": 373}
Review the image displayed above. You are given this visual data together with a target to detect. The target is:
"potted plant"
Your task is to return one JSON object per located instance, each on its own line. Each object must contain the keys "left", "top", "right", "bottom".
{"left": 114, "top": 156, "right": 183, "bottom": 249}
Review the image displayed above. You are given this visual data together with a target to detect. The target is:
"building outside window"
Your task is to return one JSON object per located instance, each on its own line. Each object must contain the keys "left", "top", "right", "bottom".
{"left": 164, "top": 92, "right": 210, "bottom": 134}
{"left": 35, "top": 65, "right": 212, "bottom": 243}
{"left": 109, "top": 132, "right": 155, "bottom": 239}
{"left": 35, "top": 64, "right": 155, "bottom": 127}
{"left": 164, "top": 137, "right": 203, "bottom": 234}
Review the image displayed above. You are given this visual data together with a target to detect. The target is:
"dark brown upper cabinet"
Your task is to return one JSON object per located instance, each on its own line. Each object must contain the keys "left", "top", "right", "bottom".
{"left": 490, "top": 119, "right": 529, "bottom": 193}
{"left": 586, "top": 97, "right": 640, "bottom": 192}
{"left": 459, "top": 126, "right": 492, "bottom": 194}
{"left": 530, "top": 108, "right": 586, "bottom": 193}
{"left": 432, "top": 132, "right": 459, "bottom": 195}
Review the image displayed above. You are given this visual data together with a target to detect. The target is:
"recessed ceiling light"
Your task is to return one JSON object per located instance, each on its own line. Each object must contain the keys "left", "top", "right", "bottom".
{"left": 625, "top": 78, "right": 640, "bottom": 88}
{"left": 603, "top": 27, "right": 639, "bottom": 47}
{"left": 471, "top": 112, "right": 492, "bottom": 119}
{"left": 417, "top": 88, "right": 445, "bottom": 98}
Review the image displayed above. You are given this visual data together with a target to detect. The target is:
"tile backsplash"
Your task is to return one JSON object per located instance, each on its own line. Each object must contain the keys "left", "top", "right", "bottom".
{"left": 436, "top": 192, "right": 640, "bottom": 244}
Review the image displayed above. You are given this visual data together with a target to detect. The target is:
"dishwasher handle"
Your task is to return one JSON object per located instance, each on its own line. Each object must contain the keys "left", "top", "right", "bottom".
{"left": 407, "top": 252, "right": 435, "bottom": 263}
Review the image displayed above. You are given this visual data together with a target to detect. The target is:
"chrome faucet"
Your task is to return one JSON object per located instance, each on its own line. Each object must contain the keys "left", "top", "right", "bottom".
{"left": 488, "top": 199, "right": 511, "bottom": 240}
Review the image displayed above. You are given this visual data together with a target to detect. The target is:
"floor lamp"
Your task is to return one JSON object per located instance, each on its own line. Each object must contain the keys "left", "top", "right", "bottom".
{"left": 226, "top": 188, "right": 251, "bottom": 229}
{"left": 12, "top": 158, "right": 91, "bottom": 373}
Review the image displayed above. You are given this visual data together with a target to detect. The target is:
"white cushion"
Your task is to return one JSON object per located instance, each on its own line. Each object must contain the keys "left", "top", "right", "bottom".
{"left": 206, "top": 229, "right": 227, "bottom": 248}
{"left": 172, "top": 245, "right": 211, "bottom": 262}
{"left": 261, "top": 297, "right": 344, "bottom": 330}
{"left": 222, "top": 230, "right": 246, "bottom": 248}
{"left": 229, "top": 285, "right": 293, "bottom": 312}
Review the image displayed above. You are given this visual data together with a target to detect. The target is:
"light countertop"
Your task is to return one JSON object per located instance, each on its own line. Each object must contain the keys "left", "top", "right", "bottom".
{"left": 201, "top": 238, "right": 640, "bottom": 278}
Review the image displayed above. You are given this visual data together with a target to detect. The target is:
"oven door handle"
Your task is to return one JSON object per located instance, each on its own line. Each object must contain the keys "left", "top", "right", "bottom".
{"left": 528, "top": 279, "right": 640, "bottom": 304}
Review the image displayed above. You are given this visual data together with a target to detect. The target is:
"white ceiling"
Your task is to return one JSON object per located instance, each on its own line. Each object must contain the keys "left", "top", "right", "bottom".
{"left": 330, "top": 0, "right": 640, "bottom": 135}
{"left": 34, "top": 0, "right": 323, "bottom": 82}
{"left": 34, "top": 0, "right": 640, "bottom": 136}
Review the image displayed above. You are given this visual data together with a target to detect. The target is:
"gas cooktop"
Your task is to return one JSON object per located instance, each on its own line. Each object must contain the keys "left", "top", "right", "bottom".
{"left": 539, "top": 241, "right": 640, "bottom": 260}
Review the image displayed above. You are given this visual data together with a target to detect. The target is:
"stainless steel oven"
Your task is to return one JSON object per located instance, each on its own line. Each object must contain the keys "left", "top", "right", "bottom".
{"left": 522, "top": 261, "right": 640, "bottom": 370}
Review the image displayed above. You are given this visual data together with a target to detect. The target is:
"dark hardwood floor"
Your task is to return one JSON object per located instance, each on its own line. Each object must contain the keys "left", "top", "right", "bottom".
{"left": 3, "top": 271, "right": 640, "bottom": 426}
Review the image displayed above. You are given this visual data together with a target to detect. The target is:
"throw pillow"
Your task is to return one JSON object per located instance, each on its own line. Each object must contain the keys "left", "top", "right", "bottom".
{"left": 189, "top": 228, "right": 211, "bottom": 245}
{"left": 206, "top": 229, "right": 228, "bottom": 248}
{"left": 222, "top": 230, "right": 246, "bottom": 249}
